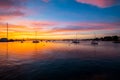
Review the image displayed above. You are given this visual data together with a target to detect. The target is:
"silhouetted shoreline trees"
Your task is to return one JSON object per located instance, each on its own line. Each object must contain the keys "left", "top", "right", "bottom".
{"left": 94, "top": 35, "right": 120, "bottom": 41}
{"left": 0, "top": 35, "right": 120, "bottom": 42}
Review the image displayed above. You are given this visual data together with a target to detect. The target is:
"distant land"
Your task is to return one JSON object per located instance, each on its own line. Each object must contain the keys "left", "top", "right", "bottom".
{"left": 0, "top": 35, "right": 120, "bottom": 42}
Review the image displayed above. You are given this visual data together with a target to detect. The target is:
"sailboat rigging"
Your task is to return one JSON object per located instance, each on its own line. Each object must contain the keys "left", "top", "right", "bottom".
{"left": 91, "top": 32, "right": 98, "bottom": 45}
{"left": 72, "top": 32, "right": 80, "bottom": 44}
{"left": 33, "top": 28, "right": 39, "bottom": 43}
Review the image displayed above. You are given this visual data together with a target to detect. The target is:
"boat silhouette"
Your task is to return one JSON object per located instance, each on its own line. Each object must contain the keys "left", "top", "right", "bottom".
{"left": 72, "top": 32, "right": 80, "bottom": 44}
{"left": 91, "top": 40, "right": 98, "bottom": 45}
{"left": 0, "top": 23, "right": 14, "bottom": 42}
{"left": 91, "top": 33, "right": 98, "bottom": 45}
{"left": 32, "top": 27, "right": 39, "bottom": 43}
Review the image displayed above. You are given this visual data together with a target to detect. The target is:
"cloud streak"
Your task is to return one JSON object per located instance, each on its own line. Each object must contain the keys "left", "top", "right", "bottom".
{"left": 76, "top": 0, "right": 120, "bottom": 8}
{"left": 0, "top": 21, "right": 120, "bottom": 39}
{"left": 48, "top": 22, "right": 120, "bottom": 33}
{"left": 1, "top": 20, "right": 120, "bottom": 33}
{"left": 0, "top": 0, "right": 28, "bottom": 20}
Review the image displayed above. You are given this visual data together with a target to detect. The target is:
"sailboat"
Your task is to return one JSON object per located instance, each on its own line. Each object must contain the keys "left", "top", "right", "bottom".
{"left": 21, "top": 32, "right": 24, "bottom": 43}
{"left": 0, "top": 23, "right": 9, "bottom": 42}
{"left": 33, "top": 40, "right": 39, "bottom": 43}
{"left": 33, "top": 28, "right": 39, "bottom": 43}
{"left": 91, "top": 40, "right": 98, "bottom": 45}
{"left": 91, "top": 33, "right": 98, "bottom": 45}
{"left": 72, "top": 32, "right": 80, "bottom": 44}
{"left": 21, "top": 39, "right": 24, "bottom": 43}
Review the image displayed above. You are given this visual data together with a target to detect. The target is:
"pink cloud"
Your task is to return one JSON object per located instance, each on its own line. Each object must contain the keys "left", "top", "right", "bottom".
{"left": 30, "top": 21, "right": 58, "bottom": 27}
{"left": 13, "top": 20, "right": 120, "bottom": 32}
{"left": 0, "top": 0, "right": 29, "bottom": 20}
{"left": 1, "top": 19, "right": 120, "bottom": 33}
{"left": 0, "top": 10, "right": 24, "bottom": 16}
{"left": 48, "top": 22, "right": 120, "bottom": 33}
{"left": 14, "top": 20, "right": 60, "bottom": 31}
{"left": 76, "top": 0, "right": 119, "bottom": 8}
{"left": 0, "top": 0, "right": 27, "bottom": 9}
{"left": 0, "top": 10, "right": 25, "bottom": 20}
{"left": 16, "top": 20, "right": 58, "bottom": 27}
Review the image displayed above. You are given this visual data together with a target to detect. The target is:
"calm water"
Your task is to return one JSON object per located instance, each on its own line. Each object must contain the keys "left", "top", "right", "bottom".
{"left": 0, "top": 41, "right": 120, "bottom": 80}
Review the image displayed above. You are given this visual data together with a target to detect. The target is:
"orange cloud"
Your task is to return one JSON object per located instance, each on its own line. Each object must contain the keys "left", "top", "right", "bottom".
{"left": 76, "top": 0, "right": 119, "bottom": 8}
{"left": 0, "top": 23, "right": 33, "bottom": 32}
{"left": 0, "top": 21, "right": 120, "bottom": 39}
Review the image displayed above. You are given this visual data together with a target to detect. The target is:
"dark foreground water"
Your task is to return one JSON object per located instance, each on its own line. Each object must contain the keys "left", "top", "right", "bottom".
{"left": 0, "top": 41, "right": 120, "bottom": 80}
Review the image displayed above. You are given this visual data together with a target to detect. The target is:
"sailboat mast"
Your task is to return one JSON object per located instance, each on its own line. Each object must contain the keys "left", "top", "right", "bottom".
{"left": 76, "top": 32, "right": 77, "bottom": 40}
{"left": 94, "top": 32, "right": 96, "bottom": 39}
{"left": 35, "top": 31, "right": 37, "bottom": 40}
{"left": 7, "top": 23, "right": 8, "bottom": 39}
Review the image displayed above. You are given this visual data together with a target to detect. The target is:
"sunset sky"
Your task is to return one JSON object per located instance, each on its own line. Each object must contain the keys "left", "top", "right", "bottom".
{"left": 0, "top": 0, "right": 120, "bottom": 39}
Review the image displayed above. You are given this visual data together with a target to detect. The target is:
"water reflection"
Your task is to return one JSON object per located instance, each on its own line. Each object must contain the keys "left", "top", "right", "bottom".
{"left": 0, "top": 41, "right": 120, "bottom": 80}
